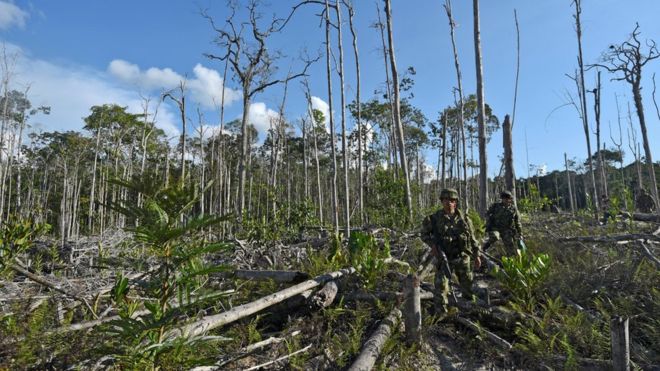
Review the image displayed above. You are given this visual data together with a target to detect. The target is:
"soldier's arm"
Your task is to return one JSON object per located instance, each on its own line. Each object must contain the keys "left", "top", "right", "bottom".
{"left": 420, "top": 215, "right": 434, "bottom": 246}
{"left": 465, "top": 216, "right": 481, "bottom": 258}
{"left": 514, "top": 208, "right": 523, "bottom": 236}
{"left": 484, "top": 204, "right": 495, "bottom": 232}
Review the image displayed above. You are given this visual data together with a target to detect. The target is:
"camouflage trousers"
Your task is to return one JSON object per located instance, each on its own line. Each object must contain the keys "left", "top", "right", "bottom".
{"left": 433, "top": 255, "right": 474, "bottom": 314}
{"left": 486, "top": 230, "right": 518, "bottom": 257}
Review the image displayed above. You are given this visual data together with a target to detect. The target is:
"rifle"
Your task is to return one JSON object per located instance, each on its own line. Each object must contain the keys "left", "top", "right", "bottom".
{"left": 436, "top": 248, "right": 458, "bottom": 304}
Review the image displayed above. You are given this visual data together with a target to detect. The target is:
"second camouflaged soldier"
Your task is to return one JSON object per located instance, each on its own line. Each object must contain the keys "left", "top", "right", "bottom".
{"left": 421, "top": 188, "right": 481, "bottom": 316}
{"left": 484, "top": 190, "right": 523, "bottom": 256}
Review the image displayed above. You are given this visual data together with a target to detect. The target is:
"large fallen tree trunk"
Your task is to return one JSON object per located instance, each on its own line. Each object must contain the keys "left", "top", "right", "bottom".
{"left": 347, "top": 307, "right": 402, "bottom": 371}
{"left": 455, "top": 316, "right": 512, "bottom": 350}
{"left": 230, "top": 269, "right": 310, "bottom": 283}
{"left": 562, "top": 233, "right": 660, "bottom": 243}
{"left": 165, "top": 267, "right": 356, "bottom": 340}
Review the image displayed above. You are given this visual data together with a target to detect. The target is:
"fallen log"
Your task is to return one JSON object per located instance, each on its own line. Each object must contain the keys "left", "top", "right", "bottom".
{"left": 232, "top": 269, "right": 310, "bottom": 283}
{"left": 342, "top": 290, "right": 434, "bottom": 303}
{"left": 9, "top": 263, "right": 98, "bottom": 318}
{"left": 244, "top": 343, "right": 313, "bottom": 371}
{"left": 639, "top": 241, "right": 660, "bottom": 269}
{"left": 624, "top": 213, "right": 660, "bottom": 223}
{"left": 309, "top": 281, "right": 339, "bottom": 309}
{"left": 562, "top": 233, "right": 660, "bottom": 243}
{"left": 165, "top": 267, "right": 356, "bottom": 340}
{"left": 347, "top": 307, "right": 402, "bottom": 371}
{"left": 191, "top": 330, "right": 302, "bottom": 370}
{"left": 455, "top": 316, "right": 512, "bottom": 350}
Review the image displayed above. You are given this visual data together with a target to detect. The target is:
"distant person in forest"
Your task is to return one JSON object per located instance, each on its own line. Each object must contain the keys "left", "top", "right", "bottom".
{"left": 483, "top": 190, "right": 523, "bottom": 256}
{"left": 635, "top": 188, "right": 656, "bottom": 213}
{"left": 600, "top": 194, "right": 613, "bottom": 225}
{"left": 421, "top": 188, "right": 481, "bottom": 317}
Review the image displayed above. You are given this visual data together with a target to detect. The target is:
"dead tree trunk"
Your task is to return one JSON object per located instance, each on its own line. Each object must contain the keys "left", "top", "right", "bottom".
{"left": 503, "top": 115, "right": 516, "bottom": 203}
{"left": 473, "top": 0, "right": 488, "bottom": 216}
{"left": 384, "top": 0, "right": 413, "bottom": 222}
{"left": 335, "top": 2, "right": 351, "bottom": 238}
{"left": 444, "top": 0, "right": 469, "bottom": 208}
{"left": 573, "top": 0, "right": 600, "bottom": 220}
{"left": 345, "top": 0, "right": 364, "bottom": 225}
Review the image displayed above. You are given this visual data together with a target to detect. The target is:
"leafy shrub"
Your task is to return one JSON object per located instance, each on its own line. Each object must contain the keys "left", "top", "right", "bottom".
{"left": 347, "top": 231, "right": 390, "bottom": 289}
{"left": 493, "top": 249, "right": 550, "bottom": 310}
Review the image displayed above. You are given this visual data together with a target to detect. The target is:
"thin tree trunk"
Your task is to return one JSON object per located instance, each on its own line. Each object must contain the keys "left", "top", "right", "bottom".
{"left": 503, "top": 115, "right": 516, "bottom": 204}
{"left": 473, "top": 0, "right": 488, "bottom": 216}
{"left": 565, "top": 153, "right": 575, "bottom": 214}
{"left": 346, "top": 0, "right": 364, "bottom": 225}
{"left": 325, "top": 0, "right": 340, "bottom": 237}
{"left": 444, "top": 0, "right": 468, "bottom": 209}
{"left": 384, "top": 0, "right": 413, "bottom": 222}
{"left": 573, "top": 0, "right": 600, "bottom": 219}
{"left": 632, "top": 80, "right": 660, "bottom": 214}
{"left": 335, "top": 3, "right": 351, "bottom": 238}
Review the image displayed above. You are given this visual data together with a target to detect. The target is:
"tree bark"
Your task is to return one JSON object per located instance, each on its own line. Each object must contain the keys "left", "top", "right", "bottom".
{"left": 384, "top": 0, "right": 413, "bottom": 222}
{"left": 325, "top": 0, "right": 340, "bottom": 237}
{"left": 347, "top": 307, "right": 401, "bottom": 371}
{"left": 335, "top": 3, "right": 351, "bottom": 239}
{"left": 166, "top": 268, "right": 355, "bottom": 340}
{"left": 473, "top": 0, "right": 488, "bottom": 216}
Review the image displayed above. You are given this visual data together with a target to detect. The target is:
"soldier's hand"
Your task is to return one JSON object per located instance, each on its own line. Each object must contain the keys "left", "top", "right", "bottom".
{"left": 474, "top": 256, "right": 482, "bottom": 270}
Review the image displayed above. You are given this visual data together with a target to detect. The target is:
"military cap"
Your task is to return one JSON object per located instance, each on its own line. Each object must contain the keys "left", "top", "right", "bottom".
{"left": 440, "top": 188, "right": 459, "bottom": 200}
{"left": 500, "top": 190, "right": 513, "bottom": 199}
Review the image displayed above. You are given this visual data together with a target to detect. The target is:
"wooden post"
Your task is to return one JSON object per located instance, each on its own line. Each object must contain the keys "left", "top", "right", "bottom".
{"left": 503, "top": 115, "right": 516, "bottom": 206}
{"left": 403, "top": 274, "right": 421, "bottom": 344}
{"left": 611, "top": 316, "right": 630, "bottom": 371}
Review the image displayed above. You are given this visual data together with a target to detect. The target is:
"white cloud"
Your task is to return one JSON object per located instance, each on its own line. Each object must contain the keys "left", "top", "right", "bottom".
{"left": 108, "top": 60, "right": 241, "bottom": 109}
{"left": 0, "top": 1, "right": 29, "bottom": 30}
{"left": 7, "top": 43, "right": 179, "bottom": 138}
{"left": 248, "top": 102, "right": 280, "bottom": 135}
{"left": 310, "top": 96, "right": 330, "bottom": 132}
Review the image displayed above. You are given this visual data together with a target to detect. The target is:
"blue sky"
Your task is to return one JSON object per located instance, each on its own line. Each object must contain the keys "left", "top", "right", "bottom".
{"left": 1, "top": 0, "right": 659, "bottom": 178}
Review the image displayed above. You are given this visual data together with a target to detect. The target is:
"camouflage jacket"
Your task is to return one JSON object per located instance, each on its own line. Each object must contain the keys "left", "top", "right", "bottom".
{"left": 421, "top": 209, "right": 480, "bottom": 259}
{"left": 485, "top": 202, "right": 522, "bottom": 236}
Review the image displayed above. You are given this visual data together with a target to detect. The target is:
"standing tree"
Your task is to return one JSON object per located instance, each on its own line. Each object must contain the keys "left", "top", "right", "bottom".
{"left": 203, "top": 1, "right": 315, "bottom": 219}
{"left": 572, "top": 0, "right": 600, "bottom": 220}
{"left": 473, "top": 0, "right": 488, "bottom": 215}
{"left": 443, "top": 0, "right": 469, "bottom": 208}
{"left": 593, "top": 23, "right": 659, "bottom": 214}
{"left": 384, "top": 0, "right": 413, "bottom": 221}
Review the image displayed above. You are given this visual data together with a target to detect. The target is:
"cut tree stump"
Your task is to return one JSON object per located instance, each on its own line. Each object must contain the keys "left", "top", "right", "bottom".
{"left": 403, "top": 274, "right": 421, "bottom": 344}
{"left": 348, "top": 307, "right": 402, "bottom": 371}
{"left": 611, "top": 316, "right": 630, "bottom": 371}
{"left": 164, "top": 267, "right": 356, "bottom": 340}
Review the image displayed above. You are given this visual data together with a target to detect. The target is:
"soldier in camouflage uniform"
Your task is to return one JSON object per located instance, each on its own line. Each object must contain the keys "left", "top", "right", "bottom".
{"left": 421, "top": 188, "right": 481, "bottom": 315}
{"left": 484, "top": 190, "right": 523, "bottom": 256}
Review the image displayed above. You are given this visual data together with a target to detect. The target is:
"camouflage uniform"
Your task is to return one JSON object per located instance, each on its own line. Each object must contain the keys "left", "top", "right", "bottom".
{"left": 485, "top": 195, "right": 523, "bottom": 256}
{"left": 636, "top": 190, "right": 656, "bottom": 213}
{"left": 421, "top": 207, "right": 480, "bottom": 314}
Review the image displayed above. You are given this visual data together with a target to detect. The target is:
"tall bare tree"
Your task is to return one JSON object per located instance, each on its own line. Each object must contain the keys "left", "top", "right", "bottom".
{"left": 444, "top": 0, "right": 469, "bottom": 208}
{"left": 473, "top": 0, "right": 488, "bottom": 215}
{"left": 344, "top": 0, "right": 364, "bottom": 225}
{"left": 335, "top": 2, "right": 350, "bottom": 238}
{"left": 593, "top": 23, "right": 659, "bottom": 214}
{"left": 203, "top": 1, "right": 315, "bottom": 219}
{"left": 384, "top": 0, "right": 413, "bottom": 221}
{"left": 572, "top": 0, "right": 600, "bottom": 219}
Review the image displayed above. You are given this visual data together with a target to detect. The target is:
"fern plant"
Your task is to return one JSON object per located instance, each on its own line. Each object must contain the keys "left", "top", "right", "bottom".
{"left": 493, "top": 248, "right": 550, "bottom": 311}
{"left": 347, "top": 231, "right": 390, "bottom": 289}
{"left": 101, "top": 176, "right": 233, "bottom": 367}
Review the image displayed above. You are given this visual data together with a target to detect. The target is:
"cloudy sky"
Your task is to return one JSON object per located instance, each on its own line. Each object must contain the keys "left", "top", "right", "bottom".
{"left": 1, "top": 0, "right": 659, "bottom": 176}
